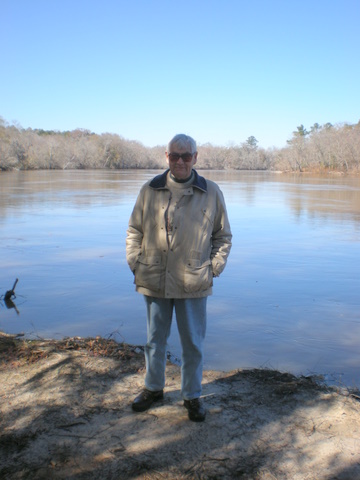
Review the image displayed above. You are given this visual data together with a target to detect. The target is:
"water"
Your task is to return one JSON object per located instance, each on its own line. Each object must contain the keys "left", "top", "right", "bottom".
{"left": 1, "top": 169, "right": 360, "bottom": 387}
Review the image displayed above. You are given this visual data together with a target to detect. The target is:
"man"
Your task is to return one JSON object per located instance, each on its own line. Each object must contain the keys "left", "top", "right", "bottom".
{"left": 126, "top": 134, "right": 232, "bottom": 422}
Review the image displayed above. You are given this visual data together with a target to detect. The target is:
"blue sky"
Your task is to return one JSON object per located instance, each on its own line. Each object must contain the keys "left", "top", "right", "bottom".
{"left": 2, "top": 0, "right": 359, "bottom": 149}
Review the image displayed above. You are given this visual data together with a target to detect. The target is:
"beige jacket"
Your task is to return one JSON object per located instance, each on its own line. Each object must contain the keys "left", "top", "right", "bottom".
{"left": 126, "top": 169, "right": 232, "bottom": 298}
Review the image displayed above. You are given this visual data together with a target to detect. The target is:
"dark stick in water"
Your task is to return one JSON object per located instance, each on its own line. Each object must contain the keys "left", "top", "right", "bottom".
{"left": 4, "top": 278, "right": 19, "bottom": 300}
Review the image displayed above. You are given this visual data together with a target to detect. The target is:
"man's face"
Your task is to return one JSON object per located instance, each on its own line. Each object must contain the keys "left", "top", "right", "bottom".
{"left": 166, "top": 143, "right": 198, "bottom": 180}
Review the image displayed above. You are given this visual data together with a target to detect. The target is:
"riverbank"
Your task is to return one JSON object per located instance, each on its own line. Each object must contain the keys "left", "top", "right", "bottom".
{"left": 1, "top": 332, "right": 360, "bottom": 479}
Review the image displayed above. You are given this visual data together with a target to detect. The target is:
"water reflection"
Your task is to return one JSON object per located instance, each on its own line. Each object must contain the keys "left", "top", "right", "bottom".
{"left": 0, "top": 169, "right": 359, "bottom": 387}
{"left": 3, "top": 296, "right": 20, "bottom": 315}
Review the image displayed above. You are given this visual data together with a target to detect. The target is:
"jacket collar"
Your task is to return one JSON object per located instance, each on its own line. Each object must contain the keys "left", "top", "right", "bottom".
{"left": 149, "top": 169, "right": 207, "bottom": 192}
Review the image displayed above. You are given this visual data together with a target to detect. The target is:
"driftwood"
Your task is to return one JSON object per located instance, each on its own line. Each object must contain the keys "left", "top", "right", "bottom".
{"left": 4, "top": 278, "right": 18, "bottom": 300}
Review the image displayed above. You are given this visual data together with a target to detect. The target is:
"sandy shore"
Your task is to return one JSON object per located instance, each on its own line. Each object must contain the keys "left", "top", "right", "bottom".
{"left": 1, "top": 332, "right": 360, "bottom": 479}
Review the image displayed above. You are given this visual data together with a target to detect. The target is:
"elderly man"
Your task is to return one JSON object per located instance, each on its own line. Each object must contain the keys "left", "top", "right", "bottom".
{"left": 126, "top": 134, "right": 232, "bottom": 422}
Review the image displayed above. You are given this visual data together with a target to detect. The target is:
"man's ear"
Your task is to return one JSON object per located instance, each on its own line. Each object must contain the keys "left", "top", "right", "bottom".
{"left": 165, "top": 152, "right": 170, "bottom": 166}
{"left": 193, "top": 152, "right": 198, "bottom": 165}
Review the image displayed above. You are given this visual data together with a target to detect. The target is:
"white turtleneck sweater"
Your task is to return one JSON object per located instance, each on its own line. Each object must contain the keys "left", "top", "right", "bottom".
{"left": 165, "top": 171, "right": 195, "bottom": 242}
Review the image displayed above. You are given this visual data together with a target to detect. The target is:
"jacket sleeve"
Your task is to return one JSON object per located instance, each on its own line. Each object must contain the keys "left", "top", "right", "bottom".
{"left": 211, "top": 188, "right": 232, "bottom": 277}
{"left": 126, "top": 188, "right": 145, "bottom": 273}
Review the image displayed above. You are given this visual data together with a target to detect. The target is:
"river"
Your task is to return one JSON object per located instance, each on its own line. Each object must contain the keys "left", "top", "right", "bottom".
{"left": 1, "top": 169, "right": 359, "bottom": 387}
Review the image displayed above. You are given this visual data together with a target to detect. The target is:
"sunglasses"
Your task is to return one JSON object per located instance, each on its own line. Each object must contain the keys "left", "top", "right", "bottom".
{"left": 168, "top": 152, "right": 195, "bottom": 162}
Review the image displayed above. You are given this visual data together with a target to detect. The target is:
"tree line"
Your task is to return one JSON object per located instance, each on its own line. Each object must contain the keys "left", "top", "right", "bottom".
{"left": 1, "top": 116, "right": 359, "bottom": 173}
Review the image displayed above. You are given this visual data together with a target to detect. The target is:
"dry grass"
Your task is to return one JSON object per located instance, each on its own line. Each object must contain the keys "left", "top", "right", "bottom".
{"left": 0, "top": 332, "right": 142, "bottom": 368}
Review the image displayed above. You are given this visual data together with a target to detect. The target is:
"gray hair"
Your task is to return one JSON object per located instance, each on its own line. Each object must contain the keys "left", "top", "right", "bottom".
{"left": 167, "top": 134, "right": 197, "bottom": 153}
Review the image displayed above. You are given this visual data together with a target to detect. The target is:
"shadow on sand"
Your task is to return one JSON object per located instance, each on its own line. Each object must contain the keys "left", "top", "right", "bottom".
{"left": 1, "top": 334, "right": 360, "bottom": 479}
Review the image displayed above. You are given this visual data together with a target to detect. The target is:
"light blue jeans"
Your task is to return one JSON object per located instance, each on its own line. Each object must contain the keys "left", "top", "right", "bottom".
{"left": 144, "top": 296, "right": 207, "bottom": 400}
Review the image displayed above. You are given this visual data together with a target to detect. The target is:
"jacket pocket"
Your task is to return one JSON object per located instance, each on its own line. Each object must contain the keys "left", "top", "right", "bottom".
{"left": 135, "top": 251, "right": 163, "bottom": 292}
{"left": 184, "top": 258, "right": 213, "bottom": 293}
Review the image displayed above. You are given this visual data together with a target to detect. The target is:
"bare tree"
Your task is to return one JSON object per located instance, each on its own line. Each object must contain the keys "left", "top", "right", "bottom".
{"left": 1, "top": 118, "right": 359, "bottom": 173}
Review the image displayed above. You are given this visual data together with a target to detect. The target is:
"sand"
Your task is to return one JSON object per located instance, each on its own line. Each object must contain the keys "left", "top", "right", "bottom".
{"left": 1, "top": 333, "right": 360, "bottom": 479}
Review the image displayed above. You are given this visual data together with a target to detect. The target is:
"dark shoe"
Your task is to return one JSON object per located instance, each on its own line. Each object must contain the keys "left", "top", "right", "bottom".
{"left": 184, "top": 398, "right": 206, "bottom": 422}
{"left": 132, "top": 389, "right": 164, "bottom": 412}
